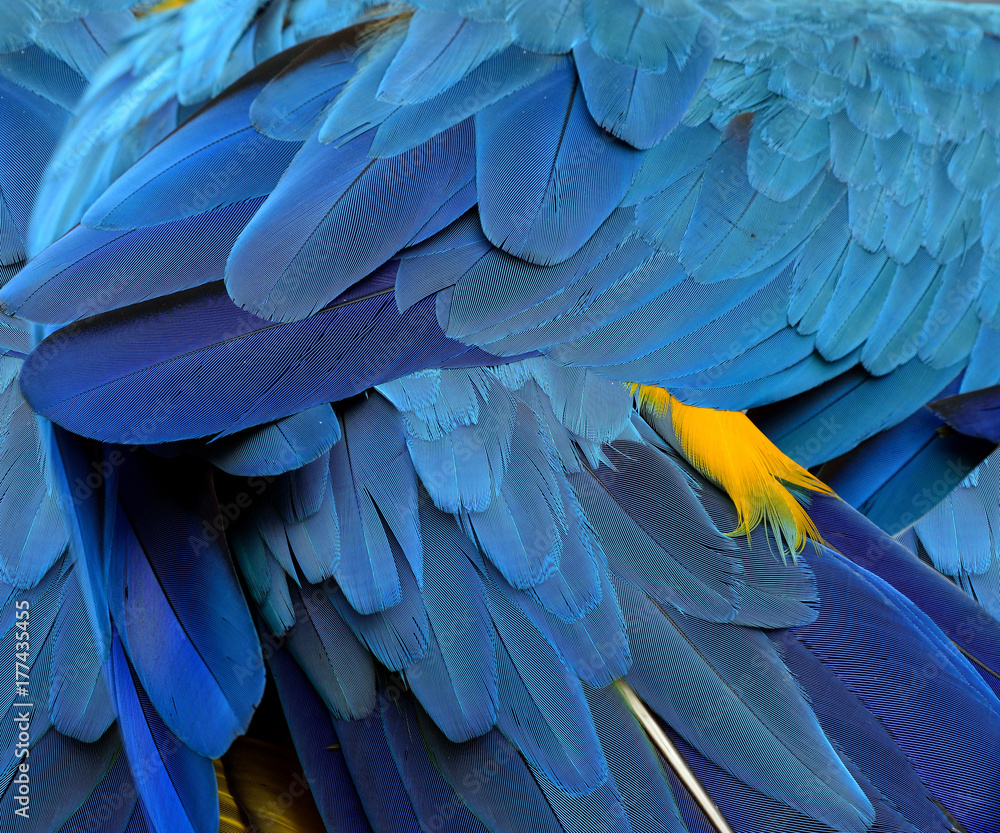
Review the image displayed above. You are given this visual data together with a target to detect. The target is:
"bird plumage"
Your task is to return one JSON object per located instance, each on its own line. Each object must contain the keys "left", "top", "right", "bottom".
{"left": 2, "top": 2, "right": 1000, "bottom": 833}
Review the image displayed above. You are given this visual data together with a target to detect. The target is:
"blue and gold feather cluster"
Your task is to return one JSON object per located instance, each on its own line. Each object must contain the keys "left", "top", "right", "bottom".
{"left": 2, "top": 2, "right": 1000, "bottom": 833}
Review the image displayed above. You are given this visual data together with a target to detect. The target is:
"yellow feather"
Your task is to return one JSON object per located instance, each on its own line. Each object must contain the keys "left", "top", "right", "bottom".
{"left": 634, "top": 385, "right": 833, "bottom": 557}
{"left": 215, "top": 759, "right": 252, "bottom": 833}
{"left": 221, "top": 738, "right": 328, "bottom": 833}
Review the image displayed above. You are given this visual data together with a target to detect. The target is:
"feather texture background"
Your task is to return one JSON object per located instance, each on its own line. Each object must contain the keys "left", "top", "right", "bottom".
{"left": 1, "top": 2, "right": 1000, "bottom": 833}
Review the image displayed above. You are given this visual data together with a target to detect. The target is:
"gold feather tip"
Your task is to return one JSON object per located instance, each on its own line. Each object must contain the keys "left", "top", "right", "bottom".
{"left": 633, "top": 385, "right": 833, "bottom": 557}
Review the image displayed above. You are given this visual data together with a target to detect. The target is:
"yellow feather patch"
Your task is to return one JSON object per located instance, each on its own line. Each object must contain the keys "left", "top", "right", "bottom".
{"left": 634, "top": 385, "right": 833, "bottom": 557}
{"left": 221, "top": 738, "right": 328, "bottom": 833}
{"left": 215, "top": 758, "right": 252, "bottom": 833}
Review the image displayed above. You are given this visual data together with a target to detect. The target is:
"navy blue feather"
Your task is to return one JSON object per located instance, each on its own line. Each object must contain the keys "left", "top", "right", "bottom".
{"left": 20, "top": 265, "right": 486, "bottom": 443}
{"left": 266, "top": 643, "right": 374, "bottom": 833}
{"left": 927, "top": 384, "right": 1000, "bottom": 443}
{"left": 810, "top": 493, "right": 1000, "bottom": 698}
{"left": 793, "top": 546, "right": 1000, "bottom": 833}
{"left": 110, "top": 632, "right": 218, "bottom": 833}
{"left": 106, "top": 453, "right": 264, "bottom": 759}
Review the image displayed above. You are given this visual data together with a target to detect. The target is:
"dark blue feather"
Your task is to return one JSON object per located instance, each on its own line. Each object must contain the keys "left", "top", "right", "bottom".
{"left": 20, "top": 266, "right": 484, "bottom": 443}
{"left": 475, "top": 60, "right": 641, "bottom": 266}
{"left": 266, "top": 644, "right": 374, "bottom": 833}
{"left": 928, "top": 383, "right": 1000, "bottom": 443}
{"left": 793, "top": 546, "right": 1000, "bottom": 833}
{"left": 773, "top": 631, "right": 953, "bottom": 833}
{"left": 332, "top": 706, "right": 422, "bottom": 833}
{"left": 809, "top": 494, "right": 1000, "bottom": 699}
{"left": 106, "top": 453, "right": 264, "bottom": 759}
{"left": 379, "top": 689, "right": 491, "bottom": 833}
{"left": 110, "top": 632, "right": 218, "bottom": 833}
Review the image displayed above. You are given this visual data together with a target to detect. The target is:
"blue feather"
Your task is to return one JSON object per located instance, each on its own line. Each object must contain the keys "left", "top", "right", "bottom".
{"left": 373, "top": 45, "right": 564, "bottom": 159}
{"left": 0, "top": 724, "right": 119, "bottom": 832}
{"left": 325, "top": 541, "right": 429, "bottom": 671}
{"left": 106, "top": 453, "right": 264, "bottom": 759}
{"left": 54, "top": 735, "right": 147, "bottom": 833}
{"left": 462, "top": 404, "right": 567, "bottom": 590}
{"left": 200, "top": 403, "right": 341, "bottom": 478}
{"left": 928, "top": 383, "right": 1000, "bottom": 442}
{"left": 475, "top": 60, "right": 641, "bottom": 266}
{"left": 570, "top": 439, "right": 741, "bottom": 622}
{"left": 48, "top": 564, "right": 114, "bottom": 742}
{"left": 330, "top": 394, "right": 421, "bottom": 614}
{"left": 417, "top": 713, "right": 567, "bottom": 833}
{"left": 403, "top": 496, "right": 498, "bottom": 742}
{"left": 486, "top": 579, "right": 609, "bottom": 796}
{"left": 0, "top": 358, "right": 67, "bottom": 588}
{"left": 794, "top": 546, "right": 1000, "bottom": 833}
{"left": 250, "top": 30, "right": 359, "bottom": 141}
{"left": 774, "top": 632, "right": 954, "bottom": 833}
{"left": 283, "top": 581, "right": 377, "bottom": 720}
{"left": 574, "top": 25, "right": 714, "bottom": 150}
{"left": 82, "top": 47, "right": 308, "bottom": 230}
{"left": 226, "top": 121, "right": 475, "bottom": 322}
{"left": 266, "top": 644, "right": 374, "bottom": 833}
{"left": 583, "top": 0, "right": 708, "bottom": 73}
{"left": 109, "top": 632, "right": 218, "bottom": 833}
{"left": 332, "top": 706, "right": 423, "bottom": 833}
{"left": 20, "top": 267, "right": 484, "bottom": 443}
{"left": 506, "top": 0, "right": 584, "bottom": 54}
{"left": 617, "top": 578, "right": 875, "bottom": 833}
{"left": 378, "top": 11, "right": 510, "bottom": 105}
{"left": 269, "top": 452, "right": 331, "bottom": 523}
{"left": 379, "top": 689, "right": 491, "bottom": 833}
{"left": 809, "top": 494, "right": 1000, "bottom": 700}
{"left": 446, "top": 208, "right": 638, "bottom": 340}
{"left": 0, "top": 198, "right": 264, "bottom": 326}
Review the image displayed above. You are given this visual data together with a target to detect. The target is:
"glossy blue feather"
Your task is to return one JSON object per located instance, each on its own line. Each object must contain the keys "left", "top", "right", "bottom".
{"left": 20, "top": 267, "right": 484, "bottom": 443}
{"left": 110, "top": 632, "right": 218, "bottom": 833}
{"left": 106, "top": 454, "right": 264, "bottom": 759}
{"left": 266, "top": 644, "right": 375, "bottom": 833}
